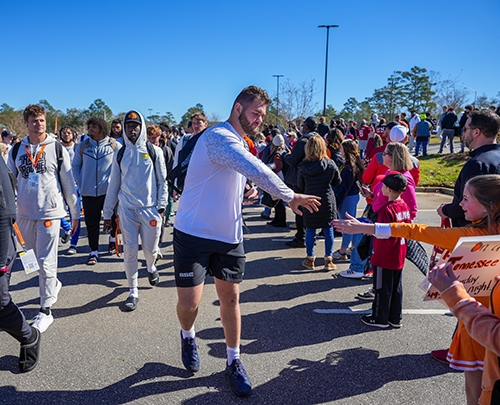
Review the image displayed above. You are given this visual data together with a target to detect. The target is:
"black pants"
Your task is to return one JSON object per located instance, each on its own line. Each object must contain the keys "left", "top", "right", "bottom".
{"left": 274, "top": 201, "right": 286, "bottom": 226}
{"left": 82, "top": 195, "right": 106, "bottom": 252}
{"left": 372, "top": 266, "right": 403, "bottom": 324}
{"left": 0, "top": 216, "right": 32, "bottom": 344}
{"left": 292, "top": 185, "right": 304, "bottom": 240}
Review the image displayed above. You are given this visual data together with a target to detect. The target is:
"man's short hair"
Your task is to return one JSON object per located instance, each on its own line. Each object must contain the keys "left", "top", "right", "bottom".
{"left": 87, "top": 116, "right": 109, "bottom": 136}
{"left": 469, "top": 109, "right": 500, "bottom": 139}
{"left": 191, "top": 111, "right": 207, "bottom": 122}
{"left": 464, "top": 104, "right": 474, "bottom": 112}
{"left": 23, "top": 104, "right": 46, "bottom": 122}
{"left": 233, "top": 85, "right": 271, "bottom": 109}
{"left": 111, "top": 118, "right": 122, "bottom": 126}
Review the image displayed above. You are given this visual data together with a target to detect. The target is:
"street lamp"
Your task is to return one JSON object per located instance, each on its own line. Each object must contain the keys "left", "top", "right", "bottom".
{"left": 272, "top": 74, "right": 284, "bottom": 125}
{"left": 318, "top": 24, "right": 339, "bottom": 117}
{"left": 464, "top": 86, "right": 477, "bottom": 107}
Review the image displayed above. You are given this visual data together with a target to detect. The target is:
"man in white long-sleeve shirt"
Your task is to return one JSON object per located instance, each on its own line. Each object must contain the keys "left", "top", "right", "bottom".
{"left": 173, "top": 85, "right": 321, "bottom": 397}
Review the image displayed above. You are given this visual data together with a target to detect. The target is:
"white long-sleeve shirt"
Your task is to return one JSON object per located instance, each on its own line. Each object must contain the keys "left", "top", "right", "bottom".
{"left": 174, "top": 122, "right": 294, "bottom": 244}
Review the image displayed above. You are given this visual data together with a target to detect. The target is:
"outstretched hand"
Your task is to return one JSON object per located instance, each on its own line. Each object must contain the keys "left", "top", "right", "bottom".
{"left": 331, "top": 213, "right": 375, "bottom": 235}
{"left": 288, "top": 193, "right": 321, "bottom": 216}
{"left": 427, "top": 262, "right": 457, "bottom": 292}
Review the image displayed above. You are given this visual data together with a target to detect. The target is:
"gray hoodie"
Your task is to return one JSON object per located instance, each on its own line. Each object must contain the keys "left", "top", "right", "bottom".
{"left": 103, "top": 111, "right": 167, "bottom": 219}
{"left": 8, "top": 135, "right": 79, "bottom": 220}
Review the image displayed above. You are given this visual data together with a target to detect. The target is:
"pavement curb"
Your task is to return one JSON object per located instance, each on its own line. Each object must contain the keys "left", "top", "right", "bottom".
{"left": 416, "top": 186, "right": 454, "bottom": 196}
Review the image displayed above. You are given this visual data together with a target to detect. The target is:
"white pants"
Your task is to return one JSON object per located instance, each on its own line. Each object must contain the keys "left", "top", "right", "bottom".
{"left": 17, "top": 218, "right": 61, "bottom": 308}
{"left": 118, "top": 206, "right": 161, "bottom": 289}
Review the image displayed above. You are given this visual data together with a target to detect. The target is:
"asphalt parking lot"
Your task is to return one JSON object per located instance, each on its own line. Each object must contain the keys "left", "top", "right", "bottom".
{"left": 1, "top": 190, "right": 469, "bottom": 405}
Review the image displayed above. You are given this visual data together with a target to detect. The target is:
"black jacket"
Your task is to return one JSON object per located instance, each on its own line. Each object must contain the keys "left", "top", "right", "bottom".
{"left": 284, "top": 132, "right": 315, "bottom": 187}
{"left": 0, "top": 157, "right": 16, "bottom": 221}
{"left": 297, "top": 158, "right": 341, "bottom": 228}
{"left": 441, "top": 112, "right": 458, "bottom": 129}
{"left": 442, "top": 143, "right": 500, "bottom": 226}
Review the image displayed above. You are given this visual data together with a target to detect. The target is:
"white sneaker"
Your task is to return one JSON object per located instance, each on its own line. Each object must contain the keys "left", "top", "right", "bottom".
{"left": 339, "top": 269, "right": 364, "bottom": 279}
{"left": 53, "top": 279, "right": 62, "bottom": 305}
{"left": 32, "top": 312, "right": 54, "bottom": 333}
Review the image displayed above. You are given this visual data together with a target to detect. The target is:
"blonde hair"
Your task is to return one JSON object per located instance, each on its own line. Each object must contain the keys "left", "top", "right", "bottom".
{"left": 385, "top": 142, "right": 412, "bottom": 172}
{"left": 305, "top": 135, "right": 328, "bottom": 161}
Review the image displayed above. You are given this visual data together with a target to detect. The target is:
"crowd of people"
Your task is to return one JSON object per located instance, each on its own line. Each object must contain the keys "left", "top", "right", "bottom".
{"left": 1, "top": 91, "right": 500, "bottom": 402}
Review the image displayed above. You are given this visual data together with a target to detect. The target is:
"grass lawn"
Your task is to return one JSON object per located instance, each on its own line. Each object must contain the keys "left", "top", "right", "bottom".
{"left": 417, "top": 153, "right": 469, "bottom": 188}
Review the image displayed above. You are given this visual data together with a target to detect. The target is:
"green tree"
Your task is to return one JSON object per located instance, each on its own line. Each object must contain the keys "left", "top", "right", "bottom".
{"left": 367, "top": 74, "right": 405, "bottom": 119}
{"left": 87, "top": 99, "right": 113, "bottom": 122}
{"left": 395, "top": 66, "right": 436, "bottom": 112}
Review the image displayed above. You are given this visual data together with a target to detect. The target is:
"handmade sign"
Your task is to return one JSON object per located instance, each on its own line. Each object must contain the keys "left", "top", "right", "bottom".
{"left": 424, "top": 235, "right": 500, "bottom": 301}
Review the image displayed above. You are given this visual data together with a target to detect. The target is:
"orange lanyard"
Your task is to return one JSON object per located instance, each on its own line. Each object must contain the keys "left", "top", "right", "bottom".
{"left": 25, "top": 144, "right": 47, "bottom": 169}
{"left": 13, "top": 222, "right": 26, "bottom": 248}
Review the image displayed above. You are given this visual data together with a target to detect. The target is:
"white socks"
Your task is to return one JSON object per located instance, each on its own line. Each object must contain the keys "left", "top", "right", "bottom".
{"left": 129, "top": 288, "right": 138, "bottom": 298}
{"left": 227, "top": 346, "right": 240, "bottom": 365}
{"left": 147, "top": 265, "right": 157, "bottom": 274}
{"left": 181, "top": 327, "right": 195, "bottom": 339}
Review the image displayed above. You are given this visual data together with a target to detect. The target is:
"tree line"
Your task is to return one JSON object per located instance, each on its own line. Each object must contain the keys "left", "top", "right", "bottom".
{"left": 1, "top": 65, "right": 498, "bottom": 135}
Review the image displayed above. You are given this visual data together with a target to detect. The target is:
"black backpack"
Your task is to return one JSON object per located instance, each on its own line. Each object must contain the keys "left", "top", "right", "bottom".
{"left": 167, "top": 129, "right": 206, "bottom": 195}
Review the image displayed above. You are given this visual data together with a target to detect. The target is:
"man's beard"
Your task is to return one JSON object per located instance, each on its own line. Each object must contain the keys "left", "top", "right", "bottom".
{"left": 238, "top": 110, "right": 260, "bottom": 135}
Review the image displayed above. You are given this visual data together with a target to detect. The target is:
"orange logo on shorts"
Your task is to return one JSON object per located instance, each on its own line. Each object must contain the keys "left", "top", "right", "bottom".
{"left": 44, "top": 220, "right": 52, "bottom": 228}
{"left": 150, "top": 220, "right": 158, "bottom": 227}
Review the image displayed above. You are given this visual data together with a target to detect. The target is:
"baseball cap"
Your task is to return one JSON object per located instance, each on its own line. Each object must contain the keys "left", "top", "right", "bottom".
{"left": 124, "top": 111, "right": 142, "bottom": 125}
{"left": 1, "top": 130, "right": 13, "bottom": 138}
{"left": 382, "top": 172, "right": 408, "bottom": 193}
{"left": 389, "top": 125, "right": 408, "bottom": 143}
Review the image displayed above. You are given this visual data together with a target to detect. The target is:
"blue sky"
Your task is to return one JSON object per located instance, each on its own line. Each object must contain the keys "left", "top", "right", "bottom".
{"left": 2, "top": 0, "right": 499, "bottom": 123}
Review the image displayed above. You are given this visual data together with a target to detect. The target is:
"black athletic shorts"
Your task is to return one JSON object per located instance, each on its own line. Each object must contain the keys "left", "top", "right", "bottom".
{"left": 173, "top": 228, "right": 246, "bottom": 287}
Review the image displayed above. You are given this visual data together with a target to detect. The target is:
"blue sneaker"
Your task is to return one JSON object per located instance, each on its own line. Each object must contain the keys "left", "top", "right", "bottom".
{"left": 225, "top": 358, "right": 253, "bottom": 397}
{"left": 181, "top": 332, "right": 200, "bottom": 372}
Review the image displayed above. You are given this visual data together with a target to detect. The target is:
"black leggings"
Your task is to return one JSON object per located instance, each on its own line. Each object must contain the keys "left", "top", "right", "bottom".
{"left": 82, "top": 195, "right": 106, "bottom": 252}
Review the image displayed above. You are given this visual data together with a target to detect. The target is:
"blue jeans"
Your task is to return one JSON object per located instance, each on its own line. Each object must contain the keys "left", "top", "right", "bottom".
{"left": 349, "top": 233, "right": 367, "bottom": 273}
{"left": 338, "top": 194, "right": 360, "bottom": 249}
{"left": 306, "top": 227, "right": 334, "bottom": 257}
{"left": 415, "top": 139, "right": 429, "bottom": 156}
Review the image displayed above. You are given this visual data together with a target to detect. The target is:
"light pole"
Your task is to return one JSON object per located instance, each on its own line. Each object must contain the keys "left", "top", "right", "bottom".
{"left": 272, "top": 74, "right": 284, "bottom": 125}
{"left": 318, "top": 24, "right": 339, "bottom": 117}
{"left": 464, "top": 86, "right": 477, "bottom": 107}
{"left": 148, "top": 108, "right": 153, "bottom": 119}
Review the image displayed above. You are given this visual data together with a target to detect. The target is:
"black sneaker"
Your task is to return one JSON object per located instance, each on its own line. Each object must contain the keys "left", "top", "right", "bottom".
{"left": 357, "top": 288, "right": 375, "bottom": 301}
{"left": 388, "top": 320, "right": 402, "bottom": 328}
{"left": 124, "top": 296, "right": 139, "bottom": 311}
{"left": 225, "top": 358, "right": 253, "bottom": 397}
{"left": 19, "top": 327, "right": 41, "bottom": 373}
{"left": 148, "top": 269, "right": 159, "bottom": 286}
{"left": 61, "top": 232, "right": 71, "bottom": 244}
{"left": 181, "top": 332, "right": 200, "bottom": 372}
{"left": 285, "top": 238, "right": 305, "bottom": 248}
{"left": 360, "top": 315, "right": 389, "bottom": 328}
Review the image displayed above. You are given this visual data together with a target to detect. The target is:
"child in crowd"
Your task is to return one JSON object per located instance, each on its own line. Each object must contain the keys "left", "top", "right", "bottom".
{"left": 333, "top": 174, "right": 500, "bottom": 405}
{"left": 297, "top": 135, "right": 341, "bottom": 271}
{"left": 360, "top": 172, "right": 410, "bottom": 328}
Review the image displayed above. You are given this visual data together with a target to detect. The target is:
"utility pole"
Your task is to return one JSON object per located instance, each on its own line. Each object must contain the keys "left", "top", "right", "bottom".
{"left": 272, "top": 74, "right": 284, "bottom": 125}
{"left": 318, "top": 24, "right": 339, "bottom": 116}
